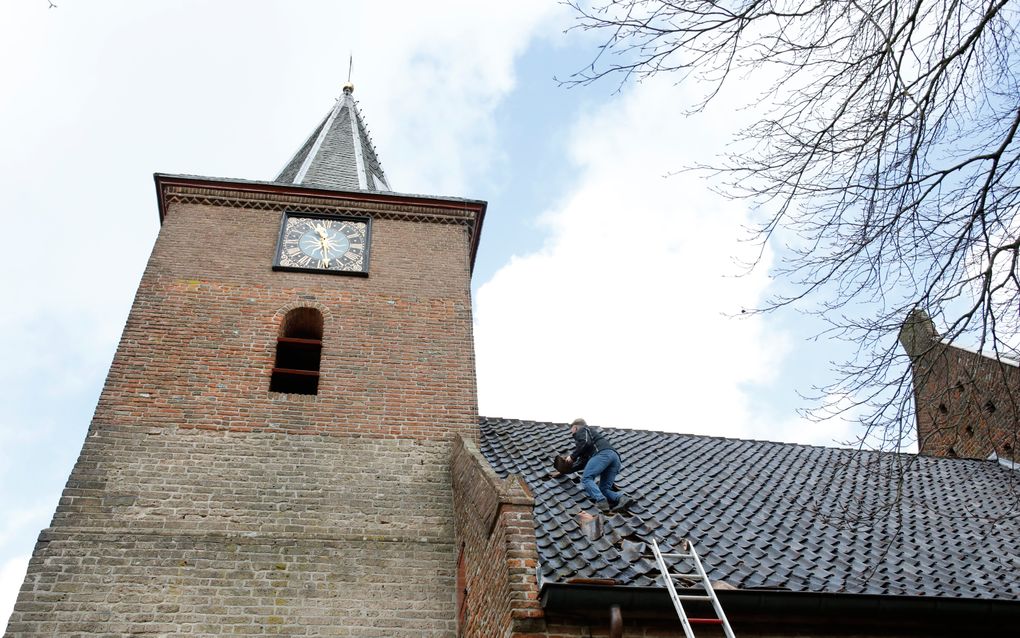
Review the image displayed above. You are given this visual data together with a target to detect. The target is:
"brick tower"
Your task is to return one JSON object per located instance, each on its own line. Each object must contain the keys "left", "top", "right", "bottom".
{"left": 7, "top": 84, "right": 485, "bottom": 636}
{"left": 900, "top": 309, "right": 1018, "bottom": 461}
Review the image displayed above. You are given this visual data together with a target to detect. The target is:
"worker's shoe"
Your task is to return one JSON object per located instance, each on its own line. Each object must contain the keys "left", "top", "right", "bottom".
{"left": 612, "top": 495, "right": 632, "bottom": 512}
{"left": 595, "top": 500, "right": 612, "bottom": 514}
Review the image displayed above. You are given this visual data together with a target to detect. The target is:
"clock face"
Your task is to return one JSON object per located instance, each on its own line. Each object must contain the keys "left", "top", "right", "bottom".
{"left": 274, "top": 214, "right": 370, "bottom": 275}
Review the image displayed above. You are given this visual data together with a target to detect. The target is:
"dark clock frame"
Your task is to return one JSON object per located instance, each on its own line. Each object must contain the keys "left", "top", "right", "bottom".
{"left": 272, "top": 211, "right": 372, "bottom": 277}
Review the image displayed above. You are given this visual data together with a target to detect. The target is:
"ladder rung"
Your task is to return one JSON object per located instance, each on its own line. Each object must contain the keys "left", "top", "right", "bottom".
{"left": 652, "top": 538, "right": 734, "bottom": 638}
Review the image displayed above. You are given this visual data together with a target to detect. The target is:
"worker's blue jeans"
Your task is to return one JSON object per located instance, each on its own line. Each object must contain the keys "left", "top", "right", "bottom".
{"left": 582, "top": 449, "right": 621, "bottom": 506}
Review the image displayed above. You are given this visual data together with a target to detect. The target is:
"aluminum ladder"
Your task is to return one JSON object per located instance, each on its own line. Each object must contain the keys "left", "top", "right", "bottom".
{"left": 651, "top": 538, "right": 735, "bottom": 638}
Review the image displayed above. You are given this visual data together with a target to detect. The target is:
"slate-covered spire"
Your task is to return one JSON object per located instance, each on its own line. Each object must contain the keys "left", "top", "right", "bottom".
{"left": 276, "top": 83, "right": 391, "bottom": 192}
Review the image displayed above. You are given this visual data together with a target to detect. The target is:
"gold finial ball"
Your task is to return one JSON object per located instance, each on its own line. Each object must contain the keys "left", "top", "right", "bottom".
{"left": 342, "top": 82, "right": 355, "bottom": 94}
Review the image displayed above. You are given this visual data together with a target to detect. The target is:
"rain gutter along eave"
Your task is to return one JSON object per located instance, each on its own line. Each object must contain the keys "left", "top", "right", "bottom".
{"left": 540, "top": 583, "right": 1020, "bottom": 631}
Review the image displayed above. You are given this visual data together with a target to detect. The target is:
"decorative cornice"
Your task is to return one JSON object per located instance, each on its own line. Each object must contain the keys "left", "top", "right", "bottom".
{"left": 165, "top": 189, "right": 475, "bottom": 227}
{"left": 154, "top": 174, "right": 487, "bottom": 271}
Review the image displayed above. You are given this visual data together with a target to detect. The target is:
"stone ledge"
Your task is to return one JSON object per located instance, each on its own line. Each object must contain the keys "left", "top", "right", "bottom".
{"left": 36, "top": 527, "right": 455, "bottom": 547}
{"left": 452, "top": 435, "right": 533, "bottom": 537}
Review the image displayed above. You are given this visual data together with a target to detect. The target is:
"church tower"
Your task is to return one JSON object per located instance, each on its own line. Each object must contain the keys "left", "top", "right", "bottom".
{"left": 7, "top": 85, "right": 485, "bottom": 636}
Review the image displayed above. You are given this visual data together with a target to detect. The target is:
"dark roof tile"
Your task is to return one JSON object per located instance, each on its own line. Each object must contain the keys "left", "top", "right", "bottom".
{"left": 479, "top": 417, "right": 1020, "bottom": 600}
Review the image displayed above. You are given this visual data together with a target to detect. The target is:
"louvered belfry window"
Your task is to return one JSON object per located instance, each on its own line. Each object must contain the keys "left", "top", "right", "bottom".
{"left": 270, "top": 308, "right": 323, "bottom": 395}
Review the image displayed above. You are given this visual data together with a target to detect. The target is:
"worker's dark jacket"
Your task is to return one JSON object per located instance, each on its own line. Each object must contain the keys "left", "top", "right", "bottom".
{"left": 569, "top": 426, "right": 618, "bottom": 471}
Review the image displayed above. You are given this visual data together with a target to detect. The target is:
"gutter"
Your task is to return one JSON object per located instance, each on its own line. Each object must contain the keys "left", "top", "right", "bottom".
{"left": 541, "top": 583, "right": 1020, "bottom": 632}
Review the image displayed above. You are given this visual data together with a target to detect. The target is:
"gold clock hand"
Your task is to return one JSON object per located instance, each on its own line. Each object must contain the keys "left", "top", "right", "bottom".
{"left": 319, "top": 238, "right": 331, "bottom": 267}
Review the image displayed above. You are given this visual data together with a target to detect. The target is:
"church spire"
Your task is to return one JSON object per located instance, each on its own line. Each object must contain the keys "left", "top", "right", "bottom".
{"left": 276, "top": 83, "right": 391, "bottom": 192}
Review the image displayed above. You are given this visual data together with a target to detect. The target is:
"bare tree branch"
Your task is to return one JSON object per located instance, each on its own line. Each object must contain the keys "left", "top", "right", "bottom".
{"left": 563, "top": 0, "right": 1020, "bottom": 462}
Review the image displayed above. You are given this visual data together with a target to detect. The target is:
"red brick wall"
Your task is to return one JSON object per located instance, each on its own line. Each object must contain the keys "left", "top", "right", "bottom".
{"left": 901, "top": 311, "right": 1019, "bottom": 460}
{"left": 94, "top": 185, "right": 480, "bottom": 440}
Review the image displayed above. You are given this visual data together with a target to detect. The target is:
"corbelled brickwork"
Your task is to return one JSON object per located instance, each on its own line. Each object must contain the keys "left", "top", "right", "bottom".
{"left": 900, "top": 310, "right": 1018, "bottom": 460}
{"left": 7, "top": 179, "right": 483, "bottom": 636}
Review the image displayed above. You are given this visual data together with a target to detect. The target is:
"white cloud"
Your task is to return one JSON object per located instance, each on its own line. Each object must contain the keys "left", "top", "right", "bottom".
{"left": 755, "top": 411, "right": 860, "bottom": 449}
{"left": 359, "top": 2, "right": 565, "bottom": 197}
{"left": 0, "top": 2, "right": 567, "bottom": 631}
{"left": 474, "top": 78, "right": 794, "bottom": 438}
{"left": 0, "top": 555, "right": 29, "bottom": 634}
{"left": 0, "top": 508, "right": 50, "bottom": 554}
{"left": 0, "top": 507, "right": 45, "bottom": 633}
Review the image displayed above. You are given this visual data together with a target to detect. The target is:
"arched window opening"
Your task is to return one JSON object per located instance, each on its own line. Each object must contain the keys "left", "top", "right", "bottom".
{"left": 270, "top": 308, "right": 323, "bottom": 395}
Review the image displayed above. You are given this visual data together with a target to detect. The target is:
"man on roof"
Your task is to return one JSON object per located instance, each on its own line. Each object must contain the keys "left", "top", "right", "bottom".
{"left": 560, "top": 418, "right": 631, "bottom": 513}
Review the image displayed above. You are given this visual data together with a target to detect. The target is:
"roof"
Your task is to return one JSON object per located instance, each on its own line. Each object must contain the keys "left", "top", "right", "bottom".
{"left": 276, "top": 84, "right": 391, "bottom": 192}
{"left": 479, "top": 417, "right": 1020, "bottom": 600}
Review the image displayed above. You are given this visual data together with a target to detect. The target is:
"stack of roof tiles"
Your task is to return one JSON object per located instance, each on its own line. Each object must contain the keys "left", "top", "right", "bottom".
{"left": 479, "top": 417, "right": 1020, "bottom": 600}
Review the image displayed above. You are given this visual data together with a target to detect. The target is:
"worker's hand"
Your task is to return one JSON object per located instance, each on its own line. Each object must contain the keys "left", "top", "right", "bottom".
{"left": 550, "top": 470, "right": 561, "bottom": 478}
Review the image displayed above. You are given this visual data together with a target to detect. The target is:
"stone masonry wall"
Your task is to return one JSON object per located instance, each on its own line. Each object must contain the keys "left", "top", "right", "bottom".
{"left": 7, "top": 186, "right": 480, "bottom": 636}
{"left": 12, "top": 531, "right": 453, "bottom": 636}
{"left": 9, "top": 425, "right": 457, "bottom": 636}
{"left": 52, "top": 425, "right": 455, "bottom": 539}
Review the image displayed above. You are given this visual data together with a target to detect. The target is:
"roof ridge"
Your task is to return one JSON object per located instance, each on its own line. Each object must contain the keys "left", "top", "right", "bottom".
{"left": 478, "top": 415, "right": 1008, "bottom": 465}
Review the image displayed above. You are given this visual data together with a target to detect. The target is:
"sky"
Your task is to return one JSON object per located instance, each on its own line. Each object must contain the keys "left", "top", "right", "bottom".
{"left": 0, "top": 0, "right": 867, "bottom": 627}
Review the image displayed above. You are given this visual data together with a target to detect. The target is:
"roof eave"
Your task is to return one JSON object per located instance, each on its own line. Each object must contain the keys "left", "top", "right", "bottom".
{"left": 540, "top": 583, "right": 1020, "bottom": 631}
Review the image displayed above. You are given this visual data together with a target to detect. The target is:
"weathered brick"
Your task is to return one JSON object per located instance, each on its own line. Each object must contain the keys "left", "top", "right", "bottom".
{"left": 901, "top": 310, "right": 1019, "bottom": 460}
{"left": 7, "top": 183, "right": 480, "bottom": 637}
